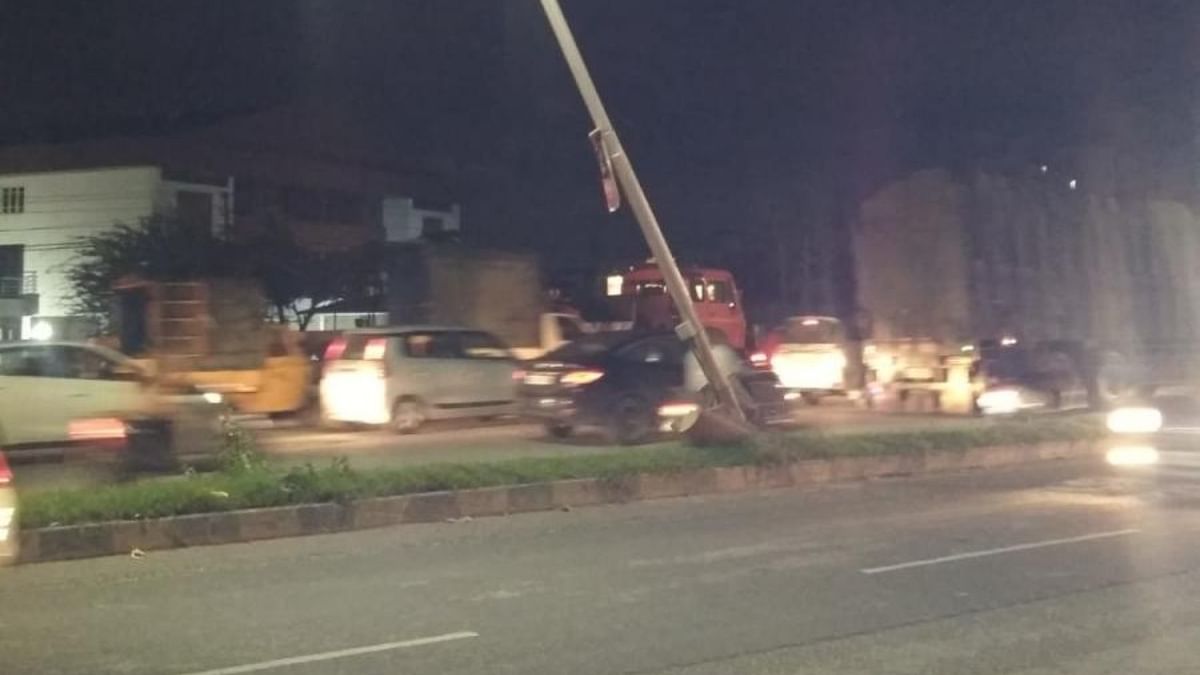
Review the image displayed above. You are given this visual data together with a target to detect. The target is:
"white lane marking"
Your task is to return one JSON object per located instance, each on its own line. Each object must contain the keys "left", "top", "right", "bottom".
{"left": 181, "top": 631, "right": 479, "bottom": 675}
{"left": 861, "top": 528, "right": 1140, "bottom": 575}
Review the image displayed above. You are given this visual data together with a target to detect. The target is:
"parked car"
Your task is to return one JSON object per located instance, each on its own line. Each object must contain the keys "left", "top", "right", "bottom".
{"left": 0, "top": 452, "right": 14, "bottom": 564}
{"left": 0, "top": 341, "right": 223, "bottom": 469}
{"left": 319, "top": 326, "right": 520, "bottom": 433}
{"left": 519, "top": 331, "right": 791, "bottom": 444}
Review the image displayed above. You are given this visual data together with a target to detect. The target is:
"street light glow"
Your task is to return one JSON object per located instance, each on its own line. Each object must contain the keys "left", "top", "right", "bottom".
{"left": 30, "top": 321, "right": 53, "bottom": 341}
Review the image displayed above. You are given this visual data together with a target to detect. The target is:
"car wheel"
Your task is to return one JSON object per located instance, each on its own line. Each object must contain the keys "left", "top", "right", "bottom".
{"left": 608, "top": 394, "right": 655, "bottom": 445}
{"left": 544, "top": 422, "right": 573, "bottom": 439}
{"left": 391, "top": 398, "right": 426, "bottom": 434}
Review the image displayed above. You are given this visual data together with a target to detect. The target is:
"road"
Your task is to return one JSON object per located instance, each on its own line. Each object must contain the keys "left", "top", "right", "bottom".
{"left": 5, "top": 453, "right": 1200, "bottom": 674}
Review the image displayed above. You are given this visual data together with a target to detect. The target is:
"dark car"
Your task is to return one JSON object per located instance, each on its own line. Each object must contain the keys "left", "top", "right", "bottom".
{"left": 519, "top": 331, "right": 790, "bottom": 444}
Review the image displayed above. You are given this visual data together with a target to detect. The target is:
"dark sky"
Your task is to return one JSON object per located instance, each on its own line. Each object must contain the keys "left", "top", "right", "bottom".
{"left": 1, "top": 0, "right": 1198, "bottom": 302}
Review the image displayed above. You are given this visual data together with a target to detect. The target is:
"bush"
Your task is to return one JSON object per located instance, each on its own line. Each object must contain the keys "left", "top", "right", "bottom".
{"left": 18, "top": 416, "right": 1102, "bottom": 529}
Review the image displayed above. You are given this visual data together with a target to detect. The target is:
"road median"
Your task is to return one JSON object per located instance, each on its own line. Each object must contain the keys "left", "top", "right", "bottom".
{"left": 16, "top": 418, "right": 1104, "bottom": 563}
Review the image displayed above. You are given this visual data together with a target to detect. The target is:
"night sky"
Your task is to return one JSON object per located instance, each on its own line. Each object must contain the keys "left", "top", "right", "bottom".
{"left": 1, "top": 0, "right": 1197, "bottom": 311}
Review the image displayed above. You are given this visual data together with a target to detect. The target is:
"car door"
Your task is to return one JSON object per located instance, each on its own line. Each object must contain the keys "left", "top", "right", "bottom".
{"left": 615, "top": 335, "right": 687, "bottom": 401}
{"left": 0, "top": 345, "right": 56, "bottom": 445}
{"left": 396, "top": 331, "right": 457, "bottom": 408}
{"left": 54, "top": 346, "right": 147, "bottom": 422}
{"left": 457, "top": 330, "right": 518, "bottom": 405}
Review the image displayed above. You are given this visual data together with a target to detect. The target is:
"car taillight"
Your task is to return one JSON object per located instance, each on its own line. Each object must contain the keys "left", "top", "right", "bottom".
{"left": 0, "top": 452, "right": 10, "bottom": 485}
{"left": 363, "top": 338, "right": 388, "bottom": 361}
{"left": 324, "top": 338, "right": 347, "bottom": 360}
{"left": 560, "top": 369, "right": 605, "bottom": 386}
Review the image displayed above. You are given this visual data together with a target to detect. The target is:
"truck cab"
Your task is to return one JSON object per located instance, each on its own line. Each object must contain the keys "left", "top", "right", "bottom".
{"left": 604, "top": 263, "right": 747, "bottom": 350}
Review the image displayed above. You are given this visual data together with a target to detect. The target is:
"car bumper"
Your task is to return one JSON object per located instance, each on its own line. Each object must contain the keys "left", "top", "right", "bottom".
{"left": 520, "top": 394, "right": 580, "bottom": 422}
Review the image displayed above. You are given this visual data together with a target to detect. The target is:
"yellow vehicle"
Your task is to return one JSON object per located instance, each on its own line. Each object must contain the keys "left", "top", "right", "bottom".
{"left": 113, "top": 278, "right": 311, "bottom": 416}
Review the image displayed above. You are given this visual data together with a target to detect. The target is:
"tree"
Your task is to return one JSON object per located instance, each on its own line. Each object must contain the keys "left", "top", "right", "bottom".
{"left": 239, "top": 215, "right": 383, "bottom": 330}
{"left": 68, "top": 214, "right": 381, "bottom": 330}
{"left": 67, "top": 215, "right": 238, "bottom": 320}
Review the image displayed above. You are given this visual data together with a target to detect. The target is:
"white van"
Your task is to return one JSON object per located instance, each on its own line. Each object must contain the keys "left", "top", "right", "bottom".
{"left": 319, "top": 327, "right": 519, "bottom": 433}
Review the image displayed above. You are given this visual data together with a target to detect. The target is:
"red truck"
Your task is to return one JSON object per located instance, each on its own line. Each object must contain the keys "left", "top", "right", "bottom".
{"left": 602, "top": 262, "right": 748, "bottom": 350}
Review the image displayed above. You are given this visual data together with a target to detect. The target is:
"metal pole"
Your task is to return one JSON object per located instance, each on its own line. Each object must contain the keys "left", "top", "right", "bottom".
{"left": 538, "top": 0, "right": 747, "bottom": 423}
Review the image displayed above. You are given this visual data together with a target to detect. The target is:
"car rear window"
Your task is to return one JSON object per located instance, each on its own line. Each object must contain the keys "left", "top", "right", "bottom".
{"left": 543, "top": 331, "right": 636, "bottom": 363}
{"left": 402, "top": 332, "right": 459, "bottom": 359}
{"left": 458, "top": 331, "right": 511, "bottom": 360}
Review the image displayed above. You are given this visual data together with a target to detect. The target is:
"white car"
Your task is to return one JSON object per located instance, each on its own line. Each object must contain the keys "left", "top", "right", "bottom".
{"left": 0, "top": 341, "right": 221, "bottom": 466}
{"left": 320, "top": 327, "right": 519, "bottom": 433}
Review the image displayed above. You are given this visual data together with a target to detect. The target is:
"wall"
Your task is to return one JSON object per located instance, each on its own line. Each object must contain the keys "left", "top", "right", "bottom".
{"left": 382, "top": 197, "right": 461, "bottom": 243}
{"left": 0, "top": 166, "right": 161, "bottom": 320}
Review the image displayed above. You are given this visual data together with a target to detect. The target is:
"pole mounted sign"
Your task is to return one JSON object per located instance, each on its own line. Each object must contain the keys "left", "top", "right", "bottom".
{"left": 589, "top": 129, "right": 622, "bottom": 213}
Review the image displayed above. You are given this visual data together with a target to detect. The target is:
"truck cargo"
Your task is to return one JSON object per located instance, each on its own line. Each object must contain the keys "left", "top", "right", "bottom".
{"left": 845, "top": 167, "right": 1200, "bottom": 413}
{"left": 384, "top": 244, "right": 584, "bottom": 360}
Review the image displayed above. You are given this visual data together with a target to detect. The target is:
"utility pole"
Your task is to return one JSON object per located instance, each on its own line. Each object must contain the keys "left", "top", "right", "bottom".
{"left": 538, "top": 0, "right": 747, "bottom": 424}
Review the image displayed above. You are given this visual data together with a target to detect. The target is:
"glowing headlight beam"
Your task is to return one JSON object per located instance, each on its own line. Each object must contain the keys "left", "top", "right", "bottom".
{"left": 1106, "top": 445, "right": 1159, "bottom": 467}
{"left": 1106, "top": 407, "right": 1163, "bottom": 434}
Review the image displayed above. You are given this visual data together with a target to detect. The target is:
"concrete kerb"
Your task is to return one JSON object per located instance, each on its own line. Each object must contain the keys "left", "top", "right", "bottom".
{"left": 16, "top": 440, "right": 1101, "bottom": 564}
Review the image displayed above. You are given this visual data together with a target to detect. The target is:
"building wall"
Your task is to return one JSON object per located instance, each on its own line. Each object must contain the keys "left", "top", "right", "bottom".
{"left": 0, "top": 166, "right": 161, "bottom": 321}
{"left": 382, "top": 197, "right": 461, "bottom": 243}
{"left": 0, "top": 165, "right": 237, "bottom": 339}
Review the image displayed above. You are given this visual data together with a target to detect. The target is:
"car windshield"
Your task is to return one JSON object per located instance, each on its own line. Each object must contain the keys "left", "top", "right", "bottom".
{"left": 3, "top": 3, "right": 1192, "bottom": 674}
{"left": 542, "top": 331, "right": 636, "bottom": 363}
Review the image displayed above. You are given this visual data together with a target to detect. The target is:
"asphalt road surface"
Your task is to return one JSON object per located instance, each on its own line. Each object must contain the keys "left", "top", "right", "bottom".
{"left": 5, "top": 453, "right": 1200, "bottom": 674}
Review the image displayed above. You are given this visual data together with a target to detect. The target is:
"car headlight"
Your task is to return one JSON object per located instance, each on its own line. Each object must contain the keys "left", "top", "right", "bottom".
{"left": 203, "top": 391, "right": 224, "bottom": 405}
{"left": 977, "top": 388, "right": 1022, "bottom": 415}
{"left": 1106, "top": 406, "right": 1163, "bottom": 434}
{"left": 1106, "top": 445, "right": 1160, "bottom": 466}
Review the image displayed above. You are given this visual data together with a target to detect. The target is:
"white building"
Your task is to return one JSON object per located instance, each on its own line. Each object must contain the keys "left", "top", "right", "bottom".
{"left": 0, "top": 165, "right": 231, "bottom": 340}
{"left": 382, "top": 196, "right": 461, "bottom": 243}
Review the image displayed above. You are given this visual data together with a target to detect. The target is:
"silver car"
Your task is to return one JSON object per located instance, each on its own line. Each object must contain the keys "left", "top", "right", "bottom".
{"left": 319, "top": 327, "right": 519, "bottom": 433}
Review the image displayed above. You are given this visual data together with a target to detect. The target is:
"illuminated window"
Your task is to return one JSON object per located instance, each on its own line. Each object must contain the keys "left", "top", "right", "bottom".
{"left": 0, "top": 187, "right": 25, "bottom": 215}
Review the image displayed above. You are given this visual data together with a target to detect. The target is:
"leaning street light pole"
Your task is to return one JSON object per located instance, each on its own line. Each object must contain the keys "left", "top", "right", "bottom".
{"left": 539, "top": 0, "right": 747, "bottom": 424}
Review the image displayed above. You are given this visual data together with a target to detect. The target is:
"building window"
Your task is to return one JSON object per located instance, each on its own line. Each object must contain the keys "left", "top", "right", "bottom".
{"left": 1, "top": 187, "right": 25, "bottom": 214}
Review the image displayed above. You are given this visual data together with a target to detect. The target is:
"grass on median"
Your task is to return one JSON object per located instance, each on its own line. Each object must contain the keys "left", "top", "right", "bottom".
{"left": 17, "top": 415, "right": 1103, "bottom": 529}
